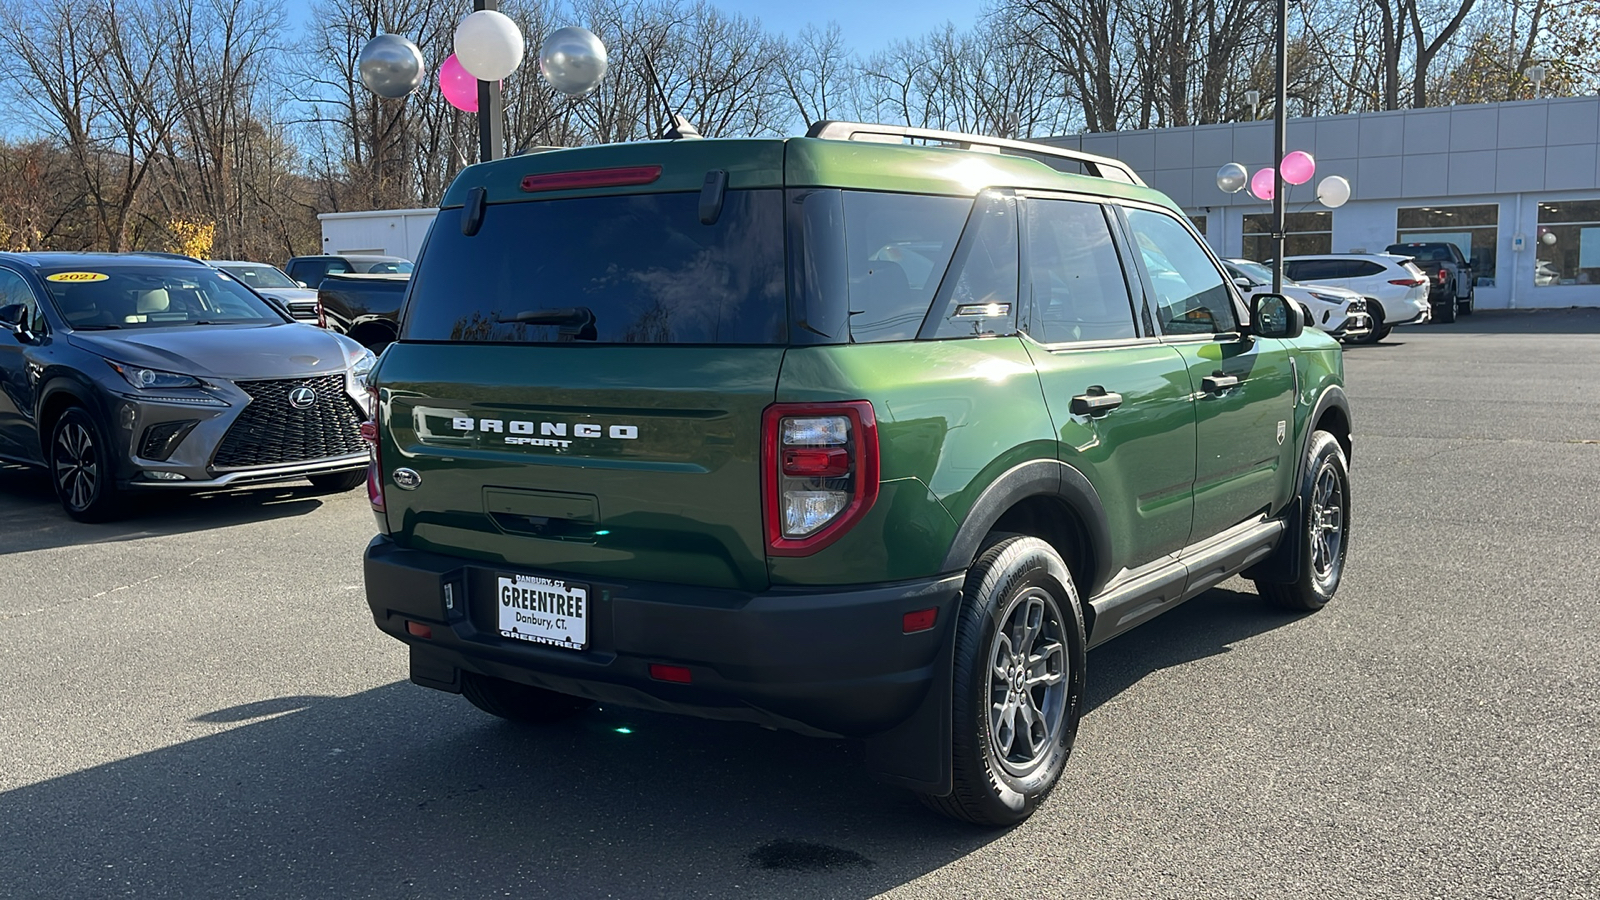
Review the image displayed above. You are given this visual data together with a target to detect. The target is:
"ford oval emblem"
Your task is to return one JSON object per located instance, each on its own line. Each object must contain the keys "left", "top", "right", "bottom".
{"left": 288, "top": 386, "right": 317, "bottom": 409}
{"left": 392, "top": 467, "right": 422, "bottom": 490}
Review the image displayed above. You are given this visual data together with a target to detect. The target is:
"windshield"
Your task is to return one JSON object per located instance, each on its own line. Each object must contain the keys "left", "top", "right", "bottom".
{"left": 219, "top": 264, "right": 298, "bottom": 289}
{"left": 403, "top": 191, "right": 785, "bottom": 344}
{"left": 40, "top": 265, "right": 286, "bottom": 329}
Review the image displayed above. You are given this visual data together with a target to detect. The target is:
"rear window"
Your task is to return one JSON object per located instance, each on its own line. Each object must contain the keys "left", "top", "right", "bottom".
{"left": 403, "top": 190, "right": 786, "bottom": 344}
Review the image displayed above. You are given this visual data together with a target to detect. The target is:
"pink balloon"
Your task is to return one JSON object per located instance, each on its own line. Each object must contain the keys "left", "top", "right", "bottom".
{"left": 1281, "top": 150, "right": 1316, "bottom": 185}
{"left": 1250, "top": 167, "right": 1276, "bottom": 200}
{"left": 439, "top": 54, "right": 477, "bottom": 112}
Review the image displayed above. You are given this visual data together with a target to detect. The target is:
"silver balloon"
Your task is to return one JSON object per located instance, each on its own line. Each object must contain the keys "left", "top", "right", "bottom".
{"left": 539, "top": 26, "right": 608, "bottom": 97}
{"left": 1216, "top": 162, "right": 1248, "bottom": 194}
{"left": 358, "top": 34, "right": 425, "bottom": 99}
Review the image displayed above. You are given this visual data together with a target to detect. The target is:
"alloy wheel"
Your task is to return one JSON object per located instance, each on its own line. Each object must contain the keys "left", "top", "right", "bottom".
{"left": 987, "top": 587, "right": 1068, "bottom": 776}
{"left": 1310, "top": 461, "right": 1345, "bottom": 583}
{"left": 54, "top": 421, "right": 99, "bottom": 512}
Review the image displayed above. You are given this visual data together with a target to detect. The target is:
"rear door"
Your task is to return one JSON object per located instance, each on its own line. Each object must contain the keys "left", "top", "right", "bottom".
{"left": 378, "top": 188, "right": 789, "bottom": 593}
{"left": 1121, "top": 206, "right": 1298, "bottom": 542}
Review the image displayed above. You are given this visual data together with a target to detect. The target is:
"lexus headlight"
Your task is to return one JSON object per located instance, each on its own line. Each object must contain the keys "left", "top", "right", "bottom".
{"left": 350, "top": 348, "right": 377, "bottom": 377}
{"left": 107, "top": 360, "right": 202, "bottom": 390}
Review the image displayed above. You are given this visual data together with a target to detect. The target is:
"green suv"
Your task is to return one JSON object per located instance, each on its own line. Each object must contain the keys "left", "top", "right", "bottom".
{"left": 361, "top": 122, "right": 1352, "bottom": 826}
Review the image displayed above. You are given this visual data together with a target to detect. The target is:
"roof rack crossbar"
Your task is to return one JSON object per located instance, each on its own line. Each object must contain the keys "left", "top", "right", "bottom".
{"left": 805, "top": 121, "right": 1145, "bottom": 186}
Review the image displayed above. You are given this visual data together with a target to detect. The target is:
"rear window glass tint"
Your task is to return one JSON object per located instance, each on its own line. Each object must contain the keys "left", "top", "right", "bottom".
{"left": 842, "top": 192, "right": 970, "bottom": 343}
{"left": 402, "top": 190, "right": 786, "bottom": 344}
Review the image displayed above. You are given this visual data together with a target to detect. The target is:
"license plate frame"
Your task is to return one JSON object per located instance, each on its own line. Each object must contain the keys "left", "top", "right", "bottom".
{"left": 493, "top": 573, "right": 590, "bottom": 650}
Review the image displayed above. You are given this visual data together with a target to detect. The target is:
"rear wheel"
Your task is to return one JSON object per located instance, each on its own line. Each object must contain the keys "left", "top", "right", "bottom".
{"left": 461, "top": 672, "right": 594, "bottom": 724}
{"left": 307, "top": 470, "right": 366, "bottom": 492}
{"left": 1435, "top": 293, "right": 1457, "bottom": 323}
{"left": 919, "top": 536, "right": 1085, "bottom": 827}
{"left": 50, "top": 407, "right": 122, "bottom": 522}
{"left": 1254, "top": 430, "right": 1349, "bottom": 612}
{"left": 1459, "top": 287, "right": 1474, "bottom": 315}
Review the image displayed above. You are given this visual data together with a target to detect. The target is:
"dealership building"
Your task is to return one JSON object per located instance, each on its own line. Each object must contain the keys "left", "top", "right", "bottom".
{"left": 1042, "top": 96, "right": 1600, "bottom": 309}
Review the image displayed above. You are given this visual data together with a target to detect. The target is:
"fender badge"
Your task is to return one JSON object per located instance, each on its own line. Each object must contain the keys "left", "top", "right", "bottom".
{"left": 393, "top": 468, "right": 422, "bottom": 490}
{"left": 1276, "top": 421, "right": 1287, "bottom": 446}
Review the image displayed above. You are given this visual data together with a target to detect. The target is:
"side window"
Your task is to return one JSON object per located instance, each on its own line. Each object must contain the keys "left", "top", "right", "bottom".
{"left": 1357, "top": 261, "right": 1387, "bottom": 277}
{"left": 927, "top": 192, "right": 1020, "bottom": 339}
{"left": 1125, "top": 208, "right": 1237, "bottom": 335}
{"left": 0, "top": 269, "right": 46, "bottom": 334}
{"left": 1024, "top": 198, "right": 1136, "bottom": 343}
{"left": 842, "top": 192, "right": 970, "bottom": 343}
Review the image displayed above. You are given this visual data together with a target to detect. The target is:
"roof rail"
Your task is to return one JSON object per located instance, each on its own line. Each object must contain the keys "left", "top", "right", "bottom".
{"left": 805, "top": 121, "right": 1145, "bottom": 186}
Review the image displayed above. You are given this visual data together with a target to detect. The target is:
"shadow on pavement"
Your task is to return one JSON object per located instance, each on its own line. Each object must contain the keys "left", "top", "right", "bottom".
{"left": 0, "top": 462, "right": 332, "bottom": 555}
{"left": 0, "top": 584, "right": 1298, "bottom": 899}
{"left": 1418, "top": 307, "right": 1600, "bottom": 335}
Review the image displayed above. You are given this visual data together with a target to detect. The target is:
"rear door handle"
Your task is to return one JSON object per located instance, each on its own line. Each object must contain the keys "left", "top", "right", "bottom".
{"left": 1070, "top": 386, "right": 1123, "bottom": 416}
{"left": 1201, "top": 372, "right": 1239, "bottom": 394}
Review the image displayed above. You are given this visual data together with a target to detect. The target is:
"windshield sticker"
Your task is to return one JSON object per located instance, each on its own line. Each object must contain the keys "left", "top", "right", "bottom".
{"left": 45, "top": 271, "right": 110, "bottom": 283}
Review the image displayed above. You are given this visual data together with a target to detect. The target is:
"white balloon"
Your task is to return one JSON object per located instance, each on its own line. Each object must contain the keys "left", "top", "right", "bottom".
{"left": 1216, "top": 162, "right": 1248, "bottom": 194}
{"left": 1541, "top": 230, "right": 1558, "bottom": 245}
{"left": 1317, "top": 175, "right": 1351, "bottom": 209}
{"left": 455, "top": 10, "right": 525, "bottom": 82}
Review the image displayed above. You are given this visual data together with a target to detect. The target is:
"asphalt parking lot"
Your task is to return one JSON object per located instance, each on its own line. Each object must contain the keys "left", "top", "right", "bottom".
{"left": 2, "top": 309, "right": 1597, "bottom": 899}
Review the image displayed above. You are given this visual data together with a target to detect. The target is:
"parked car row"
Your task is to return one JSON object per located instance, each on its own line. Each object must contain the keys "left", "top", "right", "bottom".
{"left": 1234, "top": 252, "right": 1443, "bottom": 343}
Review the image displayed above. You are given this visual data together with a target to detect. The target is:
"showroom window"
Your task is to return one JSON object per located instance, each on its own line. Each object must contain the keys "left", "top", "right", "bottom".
{"left": 1535, "top": 199, "right": 1600, "bottom": 286}
{"left": 1187, "top": 214, "right": 1207, "bottom": 236}
{"left": 1396, "top": 204, "right": 1497, "bottom": 283}
{"left": 1242, "top": 211, "right": 1331, "bottom": 262}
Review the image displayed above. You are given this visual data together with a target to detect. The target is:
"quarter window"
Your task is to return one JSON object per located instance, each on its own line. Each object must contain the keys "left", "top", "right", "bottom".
{"left": 926, "top": 192, "right": 1020, "bottom": 339}
{"left": 1125, "top": 208, "right": 1237, "bottom": 335}
{"left": 1023, "top": 199, "right": 1136, "bottom": 343}
{"left": 842, "top": 192, "right": 970, "bottom": 342}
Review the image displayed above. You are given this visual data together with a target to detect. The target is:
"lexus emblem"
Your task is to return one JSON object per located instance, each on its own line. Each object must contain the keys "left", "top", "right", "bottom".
{"left": 288, "top": 386, "right": 317, "bottom": 409}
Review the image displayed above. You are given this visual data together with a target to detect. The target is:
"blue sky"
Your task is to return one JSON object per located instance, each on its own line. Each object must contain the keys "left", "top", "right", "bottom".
{"left": 282, "top": 0, "right": 981, "bottom": 57}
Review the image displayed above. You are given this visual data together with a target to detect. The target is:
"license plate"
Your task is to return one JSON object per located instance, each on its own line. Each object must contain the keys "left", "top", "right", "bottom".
{"left": 495, "top": 574, "right": 589, "bottom": 650}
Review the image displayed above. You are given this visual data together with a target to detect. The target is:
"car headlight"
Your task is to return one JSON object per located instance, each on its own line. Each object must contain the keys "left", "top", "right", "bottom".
{"left": 107, "top": 360, "right": 203, "bottom": 390}
{"left": 1307, "top": 292, "right": 1344, "bottom": 304}
{"left": 350, "top": 348, "right": 377, "bottom": 377}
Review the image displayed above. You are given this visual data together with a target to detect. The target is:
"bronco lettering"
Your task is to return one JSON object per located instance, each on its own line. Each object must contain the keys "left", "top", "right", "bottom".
{"left": 450, "top": 416, "right": 638, "bottom": 439}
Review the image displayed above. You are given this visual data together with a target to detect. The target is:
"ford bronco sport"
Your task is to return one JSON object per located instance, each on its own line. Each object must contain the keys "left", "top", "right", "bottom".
{"left": 361, "top": 122, "right": 1353, "bottom": 826}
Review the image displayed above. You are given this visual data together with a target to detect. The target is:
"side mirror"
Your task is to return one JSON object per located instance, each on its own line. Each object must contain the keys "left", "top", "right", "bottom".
{"left": 297, "top": 281, "right": 310, "bottom": 289}
{"left": 1250, "top": 293, "right": 1304, "bottom": 339}
{"left": 0, "top": 303, "right": 29, "bottom": 337}
{"left": 1232, "top": 276, "right": 1255, "bottom": 289}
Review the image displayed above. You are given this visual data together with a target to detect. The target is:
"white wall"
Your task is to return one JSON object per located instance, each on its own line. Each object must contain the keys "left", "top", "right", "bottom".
{"left": 1042, "top": 98, "right": 1600, "bottom": 308}
{"left": 318, "top": 208, "right": 437, "bottom": 261}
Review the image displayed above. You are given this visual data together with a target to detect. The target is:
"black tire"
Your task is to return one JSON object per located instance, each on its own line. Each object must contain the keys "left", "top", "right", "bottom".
{"left": 307, "top": 469, "right": 366, "bottom": 492}
{"left": 461, "top": 671, "right": 594, "bottom": 724}
{"left": 1254, "top": 430, "right": 1350, "bottom": 612}
{"left": 50, "top": 406, "right": 123, "bottom": 522}
{"left": 1459, "top": 287, "right": 1474, "bottom": 315}
{"left": 1435, "top": 293, "right": 1457, "bottom": 323}
{"left": 919, "top": 536, "right": 1086, "bottom": 827}
{"left": 1376, "top": 325, "right": 1393, "bottom": 341}
{"left": 1350, "top": 306, "right": 1385, "bottom": 344}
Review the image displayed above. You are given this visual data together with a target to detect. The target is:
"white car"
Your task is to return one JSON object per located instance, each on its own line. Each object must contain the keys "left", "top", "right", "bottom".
{"left": 1280, "top": 254, "right": 1432, "bottom": 342}
{"left": 1223, "top": 259, "right": 1372, "bottom": 343}
{"left": 209, "top": 260, "right": 323, "bottom": 327}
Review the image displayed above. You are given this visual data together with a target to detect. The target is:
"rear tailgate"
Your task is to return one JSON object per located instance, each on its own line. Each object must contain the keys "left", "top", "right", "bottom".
{"left": 378, "top": 343, "right": 781, "bottom": 592}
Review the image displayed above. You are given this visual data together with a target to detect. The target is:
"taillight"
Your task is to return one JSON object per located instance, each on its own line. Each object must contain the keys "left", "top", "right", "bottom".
{"left": 1388, "top": 278, "right": 1425, "bottom": 286}
{"left": 762, "top": 401, "right": 879, "bottom": 556}
{"left": 363, "top": 384, "right": 384, "bottom": 514}
{"left": 1436, "top": 268, "right": 1448, "bottom": 284}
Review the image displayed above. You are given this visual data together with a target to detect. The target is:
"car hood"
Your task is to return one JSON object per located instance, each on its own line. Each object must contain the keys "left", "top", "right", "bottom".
{"left": 68, "top": 323, "right": 360, "bottom": 379}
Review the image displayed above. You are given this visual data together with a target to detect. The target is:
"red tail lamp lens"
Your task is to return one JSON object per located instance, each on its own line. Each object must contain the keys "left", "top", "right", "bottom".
{"left": 521, "top": 166, "right": 662, "bottom": 193}
{"left": 782, "top": 447, "right": 851, "bottom": 477}
{"left": 1437, "top": 268, "right": 1448, "bottom": 283}
{"left": 902, "top": 608, "right": 938, "bottom": 633}
{"left": 406, "top": 621, "right": 433, "bottom": 639}
{"left": 648, "top": 664, "right": 693, "bottom": 684}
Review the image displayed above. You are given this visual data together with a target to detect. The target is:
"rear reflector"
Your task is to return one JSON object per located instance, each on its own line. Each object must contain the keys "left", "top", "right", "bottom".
{"left": 521, "top": 166, "right": 662, "bottom": 193}
{"left": 903, "top": 608, "right": 938, "bottom": 633}
{"left": 406, "top": 621, "right": 433, "bottom": 639}
{"left": 648, "top": 664, "right": 693, "bottom": 684}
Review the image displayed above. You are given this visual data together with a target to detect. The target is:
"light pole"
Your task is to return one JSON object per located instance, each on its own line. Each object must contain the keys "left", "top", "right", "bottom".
{"left": 474, "top": 0, "right": 505, "bottom": 162}
{"left": 1271, "top": 0, "right": 1288, "bottom": 292}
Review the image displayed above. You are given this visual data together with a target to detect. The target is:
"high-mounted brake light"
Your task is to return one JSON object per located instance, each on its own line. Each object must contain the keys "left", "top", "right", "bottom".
{"left": 762, "top": 401, "right": 879, "bottom": 557}
{"left": 521, "top": 166, "right": 662, "bottom": 193}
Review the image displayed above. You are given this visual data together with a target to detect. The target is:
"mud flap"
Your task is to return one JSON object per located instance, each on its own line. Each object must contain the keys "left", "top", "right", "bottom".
{"left": 1243, "top": 495, "right": 1302, "bottom": 585}
{"left": 862, "top": 608, "right": 957, "bottom": 796}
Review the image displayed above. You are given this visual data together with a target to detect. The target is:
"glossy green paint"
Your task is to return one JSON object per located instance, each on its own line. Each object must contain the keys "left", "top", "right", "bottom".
{"left": 766, "top": 339, "right": 1053, "bottom": 586}
{"left": 374, "top": 343, "right": 782, "bottom": 592}
{"left": 1021, "top": 338, "right": 1198, "bottom": 572}
{"left": 440, "top": 137, "right": 1180, "bottom": 208}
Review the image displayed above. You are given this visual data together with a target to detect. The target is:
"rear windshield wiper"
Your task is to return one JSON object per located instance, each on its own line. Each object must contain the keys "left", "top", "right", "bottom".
{"left": 495, "top": 307, "right": 597, "bottom": 341}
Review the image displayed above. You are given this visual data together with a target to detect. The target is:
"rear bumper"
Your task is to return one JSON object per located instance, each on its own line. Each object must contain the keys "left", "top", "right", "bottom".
{"left": 363, "top": 536, "right": 963, "bottom": 741}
